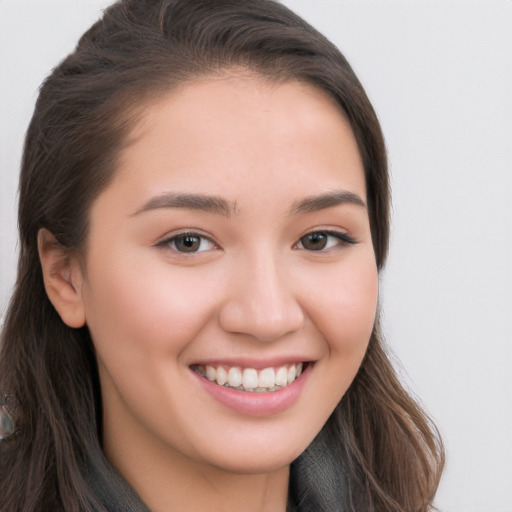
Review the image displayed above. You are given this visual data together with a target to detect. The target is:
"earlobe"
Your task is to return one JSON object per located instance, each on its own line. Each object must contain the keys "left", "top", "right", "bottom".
{"left": 37, "top": 228, "right": 86, "bottom": 328}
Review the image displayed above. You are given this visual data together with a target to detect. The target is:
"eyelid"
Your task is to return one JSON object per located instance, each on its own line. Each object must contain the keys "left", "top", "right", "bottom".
{"left": 155, "top": 229, "right": 219, "bottom": 253}
{"left": 294, "top": 228, "right": 358, "bottom": 251}
{"left": 154, "top": 227, "right": 356, "bottom": 254}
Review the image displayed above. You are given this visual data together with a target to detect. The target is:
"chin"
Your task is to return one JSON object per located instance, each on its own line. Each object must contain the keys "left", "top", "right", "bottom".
{"left": 191, "top": 428, "right": 315, "bottom": 475}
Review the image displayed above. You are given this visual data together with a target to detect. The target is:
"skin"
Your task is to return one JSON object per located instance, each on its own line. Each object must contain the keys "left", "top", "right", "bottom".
{"left": 39, "top": 75, "right": 378, "bottom": 512}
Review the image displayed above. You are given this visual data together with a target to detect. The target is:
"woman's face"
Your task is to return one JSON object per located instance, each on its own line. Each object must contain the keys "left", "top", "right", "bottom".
{"left": 78, "top": 75, "right": 378, "bottom": 475}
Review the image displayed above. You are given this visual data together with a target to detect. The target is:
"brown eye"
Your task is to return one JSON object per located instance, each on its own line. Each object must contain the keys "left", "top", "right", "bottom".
{"left": 300, "top": 232, "right": 328, "bottom": 251}
{"left": 159, "top": 233, "right": 217, "bottom": 253}
{"left": 174, "top": 234, "right": 201, "bottom": 252}
{"left": 297, "top": 231, "right": 356, "bottom": 251}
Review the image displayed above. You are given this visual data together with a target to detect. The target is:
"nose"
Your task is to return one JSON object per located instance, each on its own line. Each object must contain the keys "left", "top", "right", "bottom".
{"left": 218, "top": 252, "right": 304, "bottom": 342}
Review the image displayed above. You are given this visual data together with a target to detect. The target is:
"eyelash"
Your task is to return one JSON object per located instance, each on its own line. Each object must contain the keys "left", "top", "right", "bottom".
{"left": 156, "top": 231, "right": 218, "bottom": 254}
{"left": 294, "top": 230, "right": 357, "bottom": 252}
{"left": 157, "top": 229, "right": 356, "bottom": 254}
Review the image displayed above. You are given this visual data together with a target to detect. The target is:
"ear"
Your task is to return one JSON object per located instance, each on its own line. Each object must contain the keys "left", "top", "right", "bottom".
{"left": 38, "top": 228, "right": 86, "bottom": 328}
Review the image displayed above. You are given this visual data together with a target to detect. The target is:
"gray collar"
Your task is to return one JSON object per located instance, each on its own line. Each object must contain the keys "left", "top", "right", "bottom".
{"left": 84, "top": 451, "right": 151, "bottom": 512}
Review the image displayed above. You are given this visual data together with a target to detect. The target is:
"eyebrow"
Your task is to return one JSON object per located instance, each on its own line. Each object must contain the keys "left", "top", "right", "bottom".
{"left": 133, "top": 192, "right": 237, "bottom": 217}
{"left": 290, "top": 190, "right": 366, "bottom": 214}
{"left": 133, "top": 189, "right": 365, "bottom": 218}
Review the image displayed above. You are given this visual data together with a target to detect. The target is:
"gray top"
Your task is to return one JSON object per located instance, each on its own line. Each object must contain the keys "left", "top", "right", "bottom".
{"left": 84, "top": 453, "right": 151, "bottom": 512}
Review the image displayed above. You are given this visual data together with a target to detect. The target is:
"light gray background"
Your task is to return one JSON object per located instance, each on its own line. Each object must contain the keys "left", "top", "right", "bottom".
{"left": 1, "top": 1, "right": 511, "bottom": 511}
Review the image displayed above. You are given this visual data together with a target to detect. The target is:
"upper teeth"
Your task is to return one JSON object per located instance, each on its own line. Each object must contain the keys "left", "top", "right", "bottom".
{"left": 196, "top": 363, "right": 304, "bottom": 392}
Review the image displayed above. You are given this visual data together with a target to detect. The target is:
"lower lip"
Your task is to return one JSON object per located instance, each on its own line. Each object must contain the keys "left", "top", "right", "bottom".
{"left": 192, "top": 365, "right": 311, "bottom": 417}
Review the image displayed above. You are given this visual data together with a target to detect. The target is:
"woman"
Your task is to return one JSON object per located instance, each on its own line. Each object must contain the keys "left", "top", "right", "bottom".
{"left": 0, "top": 0, "right": 444, "bottom": 510}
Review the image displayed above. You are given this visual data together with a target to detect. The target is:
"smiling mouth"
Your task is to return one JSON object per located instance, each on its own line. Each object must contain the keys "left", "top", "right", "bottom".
{"left": 191, "top": 362, "right": 307, "bottom": 392}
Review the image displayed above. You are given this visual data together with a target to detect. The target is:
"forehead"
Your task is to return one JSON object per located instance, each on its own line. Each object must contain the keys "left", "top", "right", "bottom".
{"left": 107, "top": 75, "right": 365, "bottom": 209}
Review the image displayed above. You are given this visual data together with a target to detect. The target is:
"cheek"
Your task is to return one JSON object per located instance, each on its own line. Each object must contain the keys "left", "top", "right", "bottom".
{"left": 303, "top": 253, "right": 378, "bottom": 399}
{"left": 81, "top": 254, "right": 221, "bottom": 360}
{"left": 306, "top": 256, "right": 378, "bottom": 351}
{"left": 81, "top": 256, "right": 225, "bottom": 444}
{"left": 290, "top": 254, "right": 378, "bottom": 433}
{"left": 336, "top": 263, "right": 378, "bottom": 348}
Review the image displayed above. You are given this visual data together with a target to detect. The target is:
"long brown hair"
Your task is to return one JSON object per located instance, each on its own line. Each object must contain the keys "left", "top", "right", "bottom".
{"left": 0, "top": 1, "right": 444, "bottom": 510}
